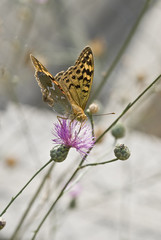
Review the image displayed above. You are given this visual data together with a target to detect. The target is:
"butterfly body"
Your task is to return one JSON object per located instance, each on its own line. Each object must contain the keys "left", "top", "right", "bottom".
{"left": 30, "top": 47, "right": 94, "bottom": 122}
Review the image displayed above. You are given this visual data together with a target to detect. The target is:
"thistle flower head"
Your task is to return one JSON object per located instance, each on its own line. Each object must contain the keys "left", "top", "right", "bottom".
{"left": 52, "top": 119, "right": 95, "bottom": 156}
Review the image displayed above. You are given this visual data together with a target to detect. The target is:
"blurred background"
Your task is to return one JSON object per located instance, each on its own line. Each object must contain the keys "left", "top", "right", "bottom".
{"left": 0, "top": 0, "right": 150, "bottom": 109}
{"left": 1, "top": 0, "right": 161, "bottom": 239}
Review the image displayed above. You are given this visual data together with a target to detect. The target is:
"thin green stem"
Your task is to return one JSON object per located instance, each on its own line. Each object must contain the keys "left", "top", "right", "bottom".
{"left": 87, "top": 111, "right": 95, "bottom": 138}
{"left": 31, "top": 154, "right": 115, "bottom": 240}
{"left": 31, "top": 155, "right": 117, "bottom": 240}
{"left": 96, "top": 104, "right": 130, "bottom": 143}
{"left": 31, "top": 165, "right": 81, "bottom": 240}
{"left": 80, "top": 158, "right": 118, "bottom": 169}
{"left": 0, "top": 159, "right": 53, "bottom": 217}
{"left": 31, "top": 147, "right": 90, "bottom": 239}
{"left": 91, "top": 0, "right": 151, "bottom": 102}
{"left": 10, "top": 163, "right": 55, "bottom": 240}
{"left": 96, "top": 74, "right": 161, "bottom": 143}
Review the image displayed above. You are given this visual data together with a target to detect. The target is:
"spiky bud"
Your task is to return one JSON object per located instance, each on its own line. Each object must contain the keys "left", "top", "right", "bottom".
{"left": 0, "top": 217, "right": 6, "bottom": 230}
{"left": 114, "top": 144, "right": 130, "bottom": 160}
{"left": 111, "top": 123, "right": 126, "bottom": 139}
{"left": 50, "top": 145, "right": 70, "bottom": 162}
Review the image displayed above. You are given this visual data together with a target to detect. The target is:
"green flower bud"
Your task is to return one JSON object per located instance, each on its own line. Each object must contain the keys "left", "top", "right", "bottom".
{"left": 111, "top": 123, "right": 126, "bottom": 139}
{"left": 50, "top": 145, "right": 70, "bottom": 162}
{"left": 114, "top": 144, "right": 130, "bottom": 160}
{"left": 0, "top": 217, "right": 6, "bottom": 230}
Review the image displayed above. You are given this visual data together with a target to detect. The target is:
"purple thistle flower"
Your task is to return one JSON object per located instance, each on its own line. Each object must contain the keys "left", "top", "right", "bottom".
{"left": 52, "top": 119, "right": 95, "bottom": 156}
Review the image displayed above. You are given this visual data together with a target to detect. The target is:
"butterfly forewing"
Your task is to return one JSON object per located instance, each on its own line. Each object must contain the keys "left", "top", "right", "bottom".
{"left": 58, "top": 47, "right": 94, "bottom": 110}
{"left": 56, "top": 65, "right": 81, "bottom": 107}
{"left": 76, "top": 47, "right": 94, "bottom": 109}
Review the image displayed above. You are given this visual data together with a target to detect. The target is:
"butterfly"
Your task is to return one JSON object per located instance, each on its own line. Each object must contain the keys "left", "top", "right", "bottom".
{"left": 30, "top": 47, "right": 94, "bottom": 122}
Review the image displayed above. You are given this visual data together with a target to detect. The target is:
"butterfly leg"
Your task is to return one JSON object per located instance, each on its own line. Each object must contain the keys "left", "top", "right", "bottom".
{"left": 57, "top": 116, "right": 69, "bottom": 127}
{"left": 70, "top": 117, "right": 87, "bottom": 135}
{"left": 75, "top": 120, "right": 87, "bottom": 135}
{"left": 78, "top": 119, "right": 87, "bottom": 134}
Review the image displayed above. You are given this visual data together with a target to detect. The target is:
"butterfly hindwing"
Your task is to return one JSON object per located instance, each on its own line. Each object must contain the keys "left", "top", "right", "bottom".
{"left": 30, "top": 55, "right": 72, "bottom": 116}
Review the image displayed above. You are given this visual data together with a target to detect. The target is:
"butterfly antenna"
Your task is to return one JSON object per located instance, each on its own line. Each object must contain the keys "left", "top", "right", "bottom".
{"left": 93, "top": 112, "right": 115, "bottom": 117}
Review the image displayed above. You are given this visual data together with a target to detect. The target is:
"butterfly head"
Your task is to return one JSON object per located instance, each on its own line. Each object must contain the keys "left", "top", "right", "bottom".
{"left": 75, "top": 112, "right": 87, "bottom": 122}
